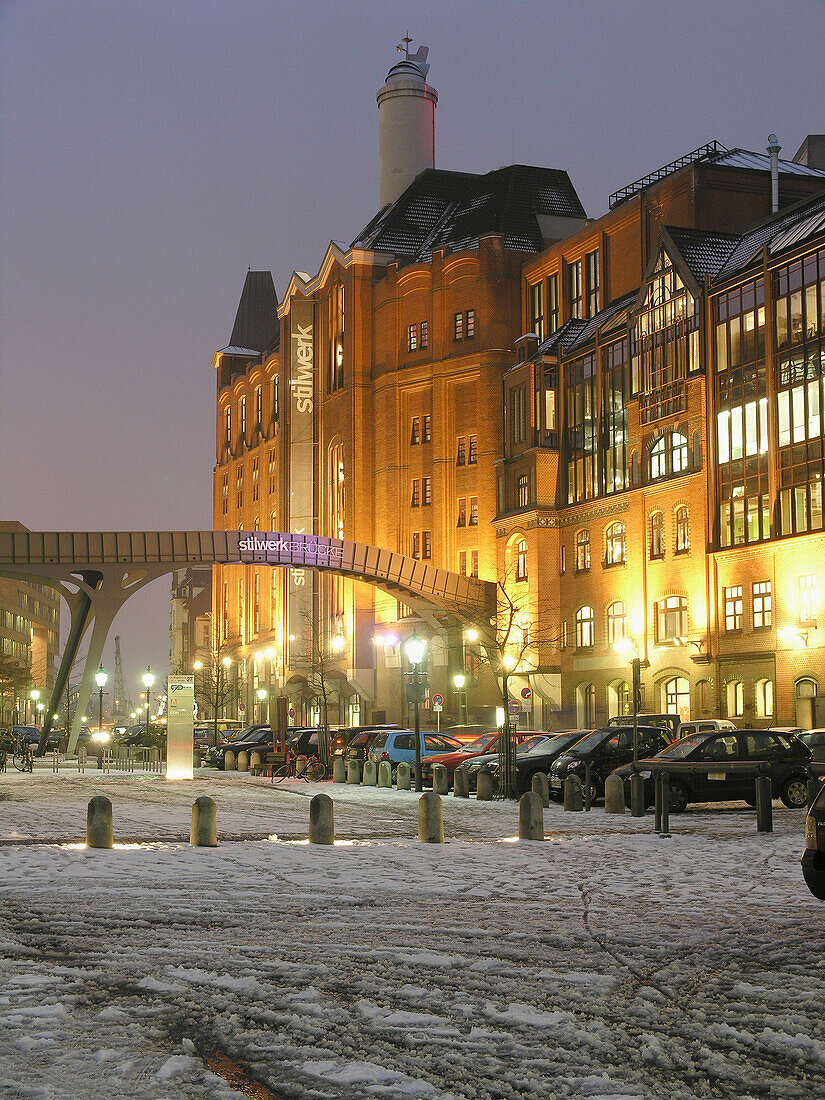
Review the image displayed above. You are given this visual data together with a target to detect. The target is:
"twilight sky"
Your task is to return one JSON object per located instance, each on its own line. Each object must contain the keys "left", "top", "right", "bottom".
{"left": 1, "top": 0, "right": 823, "bottom": 698}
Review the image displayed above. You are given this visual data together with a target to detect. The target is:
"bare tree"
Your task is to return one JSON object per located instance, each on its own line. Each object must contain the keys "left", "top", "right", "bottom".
{"left": 293, "top": 609, "right": 345, "bottom": 763}
{"left": 192, "top": 623, "right": 247, "bottom": 746}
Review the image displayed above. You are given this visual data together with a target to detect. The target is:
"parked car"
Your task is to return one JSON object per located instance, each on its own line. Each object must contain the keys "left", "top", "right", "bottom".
{"left": 802, "top": 779, "right": 825, "bottom": 899}
{"left": 798, "top": 729, "right": 825, "bottom": 760}
{"left": 612, "top": 728, "right": 812, "bottom": 811}
{"left": 549, "top": 724, "right": 672, "bottom": 802}
{"left": 344, "top": 728, "right": 389, "bottom": 767}
{"left": 112, "top": 723, "right": 165, "bottom": 751}
{"left": 421, "top": 730, "right": 544, "bottom": 786}
{"left": 503, "top": 730, "right": 595, "bottom": 796}
{"left": 607, "top": 713, "right": 681, "bottom": 738}
{"left": 368, "top": 730, "right": 462, "bottom": 772}
{"left": 204, "top": 725, "right": 276, "bottom": 769}
{"left": 455, "top": 734, "right": 557, "bottom": 792}
{"left": 9, "top": 725, "right": 41, "bottom": 746}
{"left": 330, "top": 724, "right": 401, "bottom": 757}
{"left": 442, "top": 724, "right": 498, "bottom": 745}
{"left": 676, "top": 719, "right": 738, "bottom": 737}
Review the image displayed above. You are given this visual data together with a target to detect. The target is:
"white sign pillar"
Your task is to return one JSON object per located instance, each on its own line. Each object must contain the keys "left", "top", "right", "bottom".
{"left": 166, "top": 674, "right": 195, "bottom": 780}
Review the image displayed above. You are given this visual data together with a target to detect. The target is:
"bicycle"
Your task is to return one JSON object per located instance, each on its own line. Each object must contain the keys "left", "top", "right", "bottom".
{"left": 272, "top": 752, "right": 328, "bottom": 783}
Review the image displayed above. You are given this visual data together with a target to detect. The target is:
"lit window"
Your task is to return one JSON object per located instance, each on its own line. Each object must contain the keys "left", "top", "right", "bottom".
{"left": 457, "top": 497, "right": 467, "bottom": 527}
{"left": 530, "top": 282, "right": 544, "bottom": 340}
{"left": 516, "top": 539, "right": 528, "bottom": 581}
{"left": 753, "top": 581, "right": 771, "bottom": 628}
{"left": 650, "top": 437, "right": 666, "bottom": 480}
{"left": 576, "top": 606, "right": 595, "bottom": 648}
{"left": 724, "top": 586, "right": 743, "bottom": 632}
{"left": 456, "top": 436, "right": 466, "bottom": 465}
{"left": 470, "top": 550, "right": 478, "bottom": 577}
{"left": 412, "top": 533, "right": 420, "bottom": 559}
{"left": 423, "top": 414, "right": 431, "bottom": 442}
{"left": 423, "top": 531, "right": 431, "bottom": 560}
{"left": 458, "top": 551, "right": 467, "bottom": 575}
{"left": 656, "top": 595, "right": 688, "bottom": 642}
{"left": 469, "top": 497, "right": 478, "bottom": 526}
{"left": 466, "top": 309, "right": 475, "bottom": 338}
{"left": 568, "top": 260, "right": 583, "bottom": 319}
{"left": 672, "top": 432, "right": 688, "bottom": 472}
{"left": 240, "top": 396, "right": 247, "bottom": 439}
{"left": 605, "top": 522, "right": 626, "bottom": 565}
{"left": 422, "top": 477, "right": 432, "bottom": 505}
{"left": 411, "top": 417, "right": 420, "bottom": 445}
{"left": 727, "top": 680, "right": 744, "bottom": 718}
{"left": 517, "top": 474, "right": 529, "bottom": 508}
{"left": 454, "top": 312, "right": 464, "bottom": 340}
{"left": 408, "top": 323, "right": 418, "bottom": 351}
{"left": 607, "top": 601, "right": 626, "bottom": 645}
{"left": 586, "top": 251, "right": 599, "bottom": 318}
{"left": 548, "top": 273, "right": 560, "bottom": 333}
{"left": 755, "top": 679, "right": 774, "bottom": 718}
{"left": 255, "top": 386, "right": 262, "bottom": 428}
{"left": 420, "top": 320, "right": 428, "bottom": 348}
{"left": 576, "top": 530, "right": 591, "bottom": 572}
{"left": 251, "top": 456, "right": 259, "bottom": 503}
{"left": 650, "top": 513, "right": 664, "bottom": 559}
{"left": 411, "top": 479, "right": 420, "bottom": 507}
{"left": 675, "top": 506, "right": 690, "bottom": 553}
{"left": 468, "top": 434, "right": 477, "bottom": 464}
{"left": 799, "top": 573, "right": 817, "bottom": 625}
{"left": 664, "top": 676, "right": 690, "bottom": 717}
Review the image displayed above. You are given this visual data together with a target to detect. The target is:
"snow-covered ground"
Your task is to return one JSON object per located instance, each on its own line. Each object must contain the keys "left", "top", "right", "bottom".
{"left": 1, "top": 769, "right": 823, "bottom": 1100}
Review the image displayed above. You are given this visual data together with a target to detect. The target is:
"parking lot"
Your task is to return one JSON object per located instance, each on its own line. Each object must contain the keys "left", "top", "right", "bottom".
{"left": 1, "top": 771, "right": 823, "bottom": 1099}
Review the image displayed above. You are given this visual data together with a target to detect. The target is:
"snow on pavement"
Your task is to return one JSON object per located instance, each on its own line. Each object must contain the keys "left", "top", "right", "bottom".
{"left": 0, "top": 771, "right": 824, "bottom": 1099}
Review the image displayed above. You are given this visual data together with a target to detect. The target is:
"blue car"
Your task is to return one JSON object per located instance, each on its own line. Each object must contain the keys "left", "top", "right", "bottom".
{"left": 368, "top": 729, "right": 462, "bottom": 771}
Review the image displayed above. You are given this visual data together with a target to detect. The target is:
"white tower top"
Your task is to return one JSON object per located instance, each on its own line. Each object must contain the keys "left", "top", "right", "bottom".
{"left": 377, "top": 39, "right": 438, "bottom": 209}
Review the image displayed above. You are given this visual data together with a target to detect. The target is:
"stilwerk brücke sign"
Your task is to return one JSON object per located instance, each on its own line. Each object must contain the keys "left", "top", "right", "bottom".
{"left": 238, "top": 532, "right": 345, "bottom": 565}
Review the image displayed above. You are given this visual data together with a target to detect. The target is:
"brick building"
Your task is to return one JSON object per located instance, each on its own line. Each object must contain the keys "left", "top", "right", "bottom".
{"left": 211, "top": 44, "right": 825, "bottom": 729}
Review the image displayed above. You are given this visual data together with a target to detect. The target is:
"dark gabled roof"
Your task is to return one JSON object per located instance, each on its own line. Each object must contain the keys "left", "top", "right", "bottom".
{"left": 714, "top": 189, "right": 825, "bottom": 282}
{"left": 536, "top": 318, "right": 589, "bottom": 356}
{"left": 565, "top": 292, "right": 637, "bottom": 352}
{"left": 663, "top": 227, "right": 740, "bottom": 283}
{"left": 712, "top": 148, "right": 825, "bottom": 179}
{"left": 351, "top": 165, "right": 586, "bottom": 262}
{"left": 227, "top": 271, "right": 280, "bottom": 355}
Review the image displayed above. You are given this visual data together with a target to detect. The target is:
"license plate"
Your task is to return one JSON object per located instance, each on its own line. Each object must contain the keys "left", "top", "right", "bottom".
{"left": 550, "top": 777, "right": 562, "bottom": 788}
{"left": 707, "top": 770, "right": 726, "bottom": 781}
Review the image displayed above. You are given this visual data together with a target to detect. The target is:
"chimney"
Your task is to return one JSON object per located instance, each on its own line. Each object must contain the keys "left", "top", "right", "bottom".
{"left": 767, "top": 134, "right": 781, "bottom": 213}
{"left": 377, "top": 40, "right": 437, "bottom": 208}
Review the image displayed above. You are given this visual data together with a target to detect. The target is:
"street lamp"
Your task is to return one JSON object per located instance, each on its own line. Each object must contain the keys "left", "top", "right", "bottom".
{"left": 404, "top": 632, "right": 427, "bottom": 792}
{"left": 95, "top": 663, "right": 107, "bottom": 737}
{"left": 30, "top": 688, "right": 40, "bottom": 725}
{"left": 256, "top": 686, "right": 268, "bottom": 722}
{"left": 453, "top": 672, "right": 467, "bottom": 724}
{"left": 143, "top": 667, "right": 155, "bottom": 740}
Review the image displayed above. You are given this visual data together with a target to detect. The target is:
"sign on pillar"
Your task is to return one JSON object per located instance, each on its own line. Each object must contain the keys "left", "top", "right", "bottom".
{"left": 167, "top": 674, "right": 195, "bottom": 780}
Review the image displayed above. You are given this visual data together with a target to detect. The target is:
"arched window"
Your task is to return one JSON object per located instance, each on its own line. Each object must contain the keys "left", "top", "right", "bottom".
{"left": 727, "top": 680, "right": 744, "bottom": 718}
{"left": 605, "top": 522, "right": 626, "bottom": 565}
{"left": 672, "top": 432, "right": 688, "bottom": 473}
{"left": 576, "top": 605, "right": 595, "bottom": 648}
{"left": 664, "top": 676, "right": 691, "bottom": 719}
{"left": 650, "top": 512, "right": 664, "bottom": 559}
{"left": 607, "top": 601, "right": 626, "bottom": 645}
{"left": 650, "top": 432, "right": 689, "bottom": 480}
{"left": 797, "top": 677, "right": 818, "bottom": 699}
{"left": 650, "top": 437, "right": 667, "bottom": 480}
{"left": 755, "top": 679, "right": 774, "bottom": 718}
{"left": 655, "top": 595, "right": 688, "bottom": 642}
{"left": 516, "top": 539, "right": 528, "bottom": 581}
{"left": 607, "top": 680, "right": 629, "bottom": 720}
{"left": 576, "top": 530, "right": 591, "bottom": 572}
{"left": 576, "top": 682, "right": 596, "bottom": 728}
{"left": 795, "top": 676, "right": 818, "bottom": 725}
{"left": 675, "top": 506, "right": 690, "bottom": 553}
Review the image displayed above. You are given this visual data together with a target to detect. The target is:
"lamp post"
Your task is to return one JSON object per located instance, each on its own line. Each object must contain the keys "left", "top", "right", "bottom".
{"left": 453, "top": 672, "right": 467, "bottom": 724}
{"left": 404, "top": 632, "right": 427, "bottom": 792}
{"left": 256, "top": 687, "right": 268, "bottom": 723}
{"left": 95, "top": 663, "right": 107, "bottom": 738}
{"left": 30, "top": 688, "right": 40, "bottom": 726}
{"left": 143, "top": 667, "right": 155, "bottom": 741}
{"left": 615, "top": 639, "right": 642, "bottom": 763}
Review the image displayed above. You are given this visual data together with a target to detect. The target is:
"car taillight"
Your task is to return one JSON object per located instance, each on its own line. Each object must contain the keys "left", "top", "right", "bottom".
{"left": 381, "top": 751, "right": 390, "bottom": 761}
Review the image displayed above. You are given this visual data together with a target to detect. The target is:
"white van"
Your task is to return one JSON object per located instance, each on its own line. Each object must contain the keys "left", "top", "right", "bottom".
{"left": 677, "top": 719, "right": 737, "bottom": 737}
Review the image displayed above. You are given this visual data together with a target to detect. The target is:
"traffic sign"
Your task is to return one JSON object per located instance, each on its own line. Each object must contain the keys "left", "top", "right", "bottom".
{"left": 238, "top": 702, "right": 245, "bottom": 712}
{"left": 521, "top": 687, "right": 532, "bottom": 700}
{"left": 432, "top": 693, "right": 443, "bottom": 707}
{"left": 508, "top": 700, "right": 520, "bottom": 714}
{"left": 433, "top": 703, "right": 442, "bottom": 713}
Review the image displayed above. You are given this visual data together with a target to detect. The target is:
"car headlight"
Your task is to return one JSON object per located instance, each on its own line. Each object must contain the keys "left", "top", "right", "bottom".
{"left": 92, "top": 732, "right": 110, "bottom": 744}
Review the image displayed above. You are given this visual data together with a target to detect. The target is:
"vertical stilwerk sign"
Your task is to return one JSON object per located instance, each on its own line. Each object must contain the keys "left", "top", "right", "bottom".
{"left": 288, "top": 299, "right": 315, "bottom": 667}
{"left": 166, "top": 674, "right": 195, "bottom": 780}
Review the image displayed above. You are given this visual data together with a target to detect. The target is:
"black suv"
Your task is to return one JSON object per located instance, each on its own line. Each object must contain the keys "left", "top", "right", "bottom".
{"left": 548, "top": 724, "right": 671, "bottom": 801}
{"left": 613, "top": 728, "right": 812, "bottom": 811}
{"left": 205, "top": 725, "right": 275, "bottom": 769}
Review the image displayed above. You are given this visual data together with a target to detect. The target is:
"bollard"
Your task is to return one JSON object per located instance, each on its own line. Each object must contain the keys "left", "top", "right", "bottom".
{"left": 531, "top": 772, "right": 549, "bottom": 808}
{"left": 332, "top": 757, "right": 346, "bottom": 783}
{"left": 396, "top": 761, "right": 411, "bottom": 790}
{"left": 309, "top": 793, "right": 335, "bottom": 844}
{"left": 377, "top": 760, "right": 393, "bottom": 788}
{"left": 250, "top": 751, "right": 261, "bottom": 774}
{"left": 518, "top": 791, "right": 544, "bottom": 840}
{"left": 77, "top": 746, "right": 87, "bottom": 774}
{"left": 362, "top": 760, "right": 377, "bottom": 786}
{"left": 808, "top": 777, "right": 821, "bottom": 811}
{"left": 418, "top": 792, "right": 444, "bottom": 843}
{"left": 346, "top": 759, "right": 361, "bottom": 785}
{"left": 432, "top": 763, "right": 449, "bottom": 795}
{"left": 86, "top": 795, "right": 114, "bottom": 849}
{"left": 604, "top": 774, "right": 625, "bottom": 815}
{"left": 193, "top": 746, "right": 202, "bottom": 770}
{"left": 654, "top": 772, "right": 670, "bottom": 835}
{"left": 583, "top": 763, "right": 593, "bottom": 812}
{"left": 630, "top": 771, "right": 645, "bottom": 817}
{"left": 51, "top": 750, "right": 60, "bottom": 774}
{"left": 563, "top": 774, "right": 583, "bottom": 812}
{"left": 224, "top": 750, "right": 236, "bottom": 772}
{"left": 237, "top": 750, "right": 249, "bottom": 773}
{"left": 102, "top": 749, "right": 112, "bottom": 774}
{"left": 190, "top": 796, "right": 218, "bottom": 846}
{"left": 476, "top": 769, "right": 494, "bottom": 801}
{"left": 755, "top": 774, "right": 773, "bottom": 833}
{"left": 453, "top": 768, "right": 470, "bottom": 798}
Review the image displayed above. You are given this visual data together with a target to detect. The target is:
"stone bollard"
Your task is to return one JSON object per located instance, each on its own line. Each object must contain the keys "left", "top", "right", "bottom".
{"left": 755, "top": 774, "right": 773, "bottom": 833}
{"left": 630, "top": 772, "right": 645, "bottom": 817}
{"left": 531, "top": 772, "right": 550, "bottom": 808}
{"left": 453, "top": 768, "right": 470, "bottom": 798}
{"left": 377, "top": 760, "right": 392, "bottom": 788}
{"left": 362, "top": 760, "right": 377, "bottom": 786}
{"left": 346, "top": 759, "right": 361, "bottom": 785}
{"left": 432, "top": 763, "right": 449, "bottom": 795}
{"left": 396, "top": 761, "right": 411, "bottom": 790}
{"left": 77, "top": 746, "right": 87, "bottom": 774}
{"left": 418, "top": 792, "right": 444, "bottom": 843}
{"left": 309, "top": 793, "right": 335, "bottom": 845}
{"left": 224, "top": 750, "right": 236, "bottom": 772}
{"left": 86, "top": 795, "right": 114, "bottom": 849}
{"left": 518, "top": 791, "right": 544, "bottom": 840}
{"left": 604, "top": 774, "right": 626, "bottom": 815}
{"left": 190, "top": 796, "right": 218, "bottom": 846}
{"left": 476, "top": 770, "right": 494, "bottom": 801}
{"left": 193, "top": 746, "right": 202, "bottom": 769}
{"left": 332, "top": 757, "right": 346, "bottom": 783}
{"left": 150, "top": 747, "right": 161, "bottom": 773}
{"left": 52, "top": 750, "right": 60, "bottom": 773}
{"left": 563, "top": 774, "right": 583, "bottom": 812}
{"left": 250, "top": 751, "right": 261, "bottom": 774}
{"left": 237, "top": 750, "right": 249, "bottom": 773}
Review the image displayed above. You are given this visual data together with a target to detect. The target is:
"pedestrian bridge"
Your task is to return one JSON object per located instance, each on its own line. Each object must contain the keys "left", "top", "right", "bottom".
{"left": 0, "top": 529, "right": 495, "bottom": 752}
